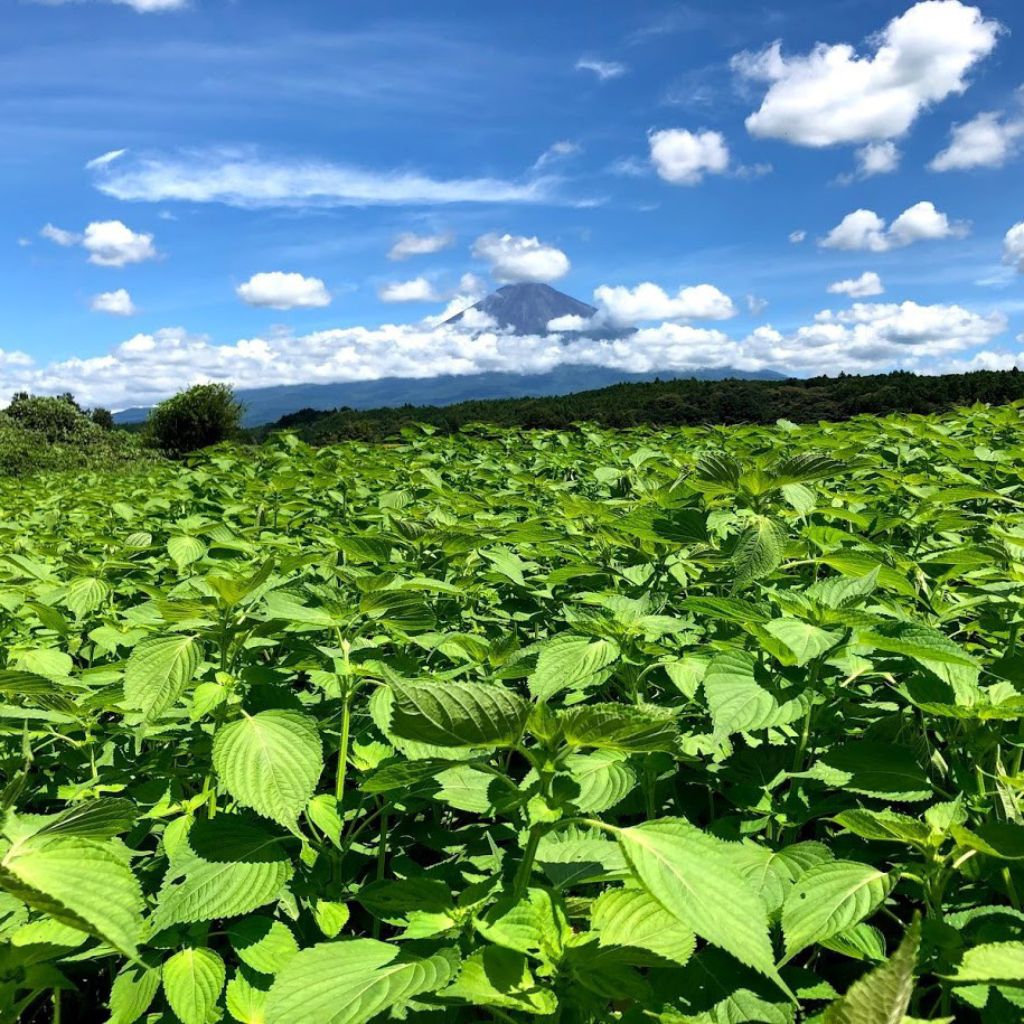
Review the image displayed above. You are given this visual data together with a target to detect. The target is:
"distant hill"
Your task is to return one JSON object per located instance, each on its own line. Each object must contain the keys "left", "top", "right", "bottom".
{"left": 114, "top": 365, "right": 784, "bottom": 428}
{"left": 259, "top": 368, "right": 1024, "bottom": 444}
{"left": 114, "top": 282, "right": 783, "bottom": 427}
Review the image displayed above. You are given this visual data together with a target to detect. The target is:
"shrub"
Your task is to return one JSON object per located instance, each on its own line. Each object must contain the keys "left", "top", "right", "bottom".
{"left": 145, "top": 383, "right": 243, "bottom": 455}
{"left": 0, "top": 393, "right": 145, "bottom": 477}
{"left": 5, "top": 392, "right": 84, "bottom": 442}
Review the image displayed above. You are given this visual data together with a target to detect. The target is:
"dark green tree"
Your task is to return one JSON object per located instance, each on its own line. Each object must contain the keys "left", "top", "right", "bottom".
{"left": 145, "top": 383, "right": 243, "bottom": 454}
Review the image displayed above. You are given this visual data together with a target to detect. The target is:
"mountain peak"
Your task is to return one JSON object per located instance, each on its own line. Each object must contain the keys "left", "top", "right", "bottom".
{"left": 444, "top": 281, "right": 597, "bottom": 335}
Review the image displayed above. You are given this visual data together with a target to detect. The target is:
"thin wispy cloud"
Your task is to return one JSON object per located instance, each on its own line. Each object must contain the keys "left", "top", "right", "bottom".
{"left": 575, "top": 58, "right": 627, "bottom": 81}
{"left": 89, "top": 149, "right": 563, "bottom": 208}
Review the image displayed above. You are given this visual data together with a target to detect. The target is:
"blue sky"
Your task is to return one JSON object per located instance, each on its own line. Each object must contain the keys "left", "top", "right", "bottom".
{"left": 3, "top": 0, "right": 1023, "bottom": 408}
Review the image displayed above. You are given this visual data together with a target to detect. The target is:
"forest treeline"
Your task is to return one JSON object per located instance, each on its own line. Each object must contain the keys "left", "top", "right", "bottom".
{"left": 261, "top": 368, "right": 1024, "bottom": 441}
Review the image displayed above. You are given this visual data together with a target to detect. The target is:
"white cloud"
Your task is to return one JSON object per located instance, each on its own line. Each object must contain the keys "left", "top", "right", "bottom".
{"left": 533, "top": 141, "right": 582, "bottom": 170}
{"left": 85, "top": 149, "right": 127, "bottom": 170}
{"left": 839, "top": 140, "right": 901, "bottom": 182}
{"left": 648, "top": 129, "right": 729, "bottom": 185}
{"left": 90, "top": 289, "right": 137, "bottom": 316}
{"left": 0, "top": 295, "right": 1010, "bottom": 411}
{"left": 236, "top": 272, "right": 331, "bottom": 310}
{"left": 821, "top": 201, "right": 966, "bottom": 252}
{"left": 90, "top": 149, "right": 558, "bottom": 209}
{"left": 40, "top": 224, "right": 79, "bottom": 246}
{"left": 42, "top": 220, "right": 158, "bottom": 266}
{"left": 746, "top": 294, "right": 769, "bottom": 315}
{"left": 789, "top": 229, "right": 807, "bottom": 244}
{"left": 575, "top": 58, "right": 627, "bottom": 80}
{"left": 37, "top": 0, "right": 187, "bottom": 10}
{"left": 387, "top": 232, "right": 454, "bottom": 261}
{"left": 547, "top": 314, "right": 590, "bottom": 332}
{"left": 608, "top": 156, "right": 650, "bottom": 178}
{"left": 472, "top": 233, "right": 570, "bottom": 284}
{"left": 1004, "top": 222, "right": 1024, "bottom": 272}
{"left": 378, "top": 277, "right": 439, "bottom": 303}
{"left": 592, "top": 282, "right": 736, "bottom": 325}
{"left": 114, "top": 0, "right": 187, "bottom": 9}
{"left": 930, "top": 110, "right": 1024, "bottom": 171}
{"left": 83, "top": 221, "right": 157, "bottom": 267}
{"left": 733, "top": 1, "right": 1001, "bottom": 147}
{"left": 421, "top": 273, "right": 488, "bottom": 327}
{"left": 827, "top": 272, "right": 884, "bottom": 297}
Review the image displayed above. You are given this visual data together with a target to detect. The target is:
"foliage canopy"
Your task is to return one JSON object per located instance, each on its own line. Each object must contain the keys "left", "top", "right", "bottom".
{"left": 0, "top": 402, "right": 1022, "bottom": 1021}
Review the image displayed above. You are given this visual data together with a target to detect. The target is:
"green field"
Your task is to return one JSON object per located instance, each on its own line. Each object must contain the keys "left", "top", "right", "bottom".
{"left": 2, "top": 403, "right": 1024, "bottom": 1022}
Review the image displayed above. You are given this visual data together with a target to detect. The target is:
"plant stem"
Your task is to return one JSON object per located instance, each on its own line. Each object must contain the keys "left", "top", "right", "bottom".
{"left": 335, "top": 689, "right": 352, "bottom": 803}
{"left": 512, "top": 825, "right": 543, "bottom": 900}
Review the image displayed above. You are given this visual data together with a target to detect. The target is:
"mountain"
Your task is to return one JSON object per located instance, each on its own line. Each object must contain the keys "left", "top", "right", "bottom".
{"left": 444, "top": 282, "right": 600, "bottom": 334}
{"left": 113, "top": 281, "right": 786, "bottom": 427}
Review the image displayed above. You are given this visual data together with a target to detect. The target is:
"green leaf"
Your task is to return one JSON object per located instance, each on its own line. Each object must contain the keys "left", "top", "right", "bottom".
{"left": 264, "top": 939, "right": 457, "bottom": 1024}
{"left": 33, "top": 798, "right": 137, "bottom": 840}
{"left": 108, "top": 961, "right": 161, "bottom": 1024}
{"left": 528, "top": 635, "right": 619, "bottom": 700}
{"left": 66, "top": 576, "right": 109, "bottom": 618}
{"left": 225, "top": 970, "right": 270, "bottom": 1024}
{"left": 564, "top": 751, "right": 635, "bottom": 813}
{"left": 559, "top": 702, "right": 678, "bottom": 752}
{"left": 152, "top": 816, "right": 293, "bottom": 931}
{"left": 703, "top": 650, "right": 779, "bottom": 735}
{"left": 765, "top": 618, "right": 841, "bottom": 666}
{"left": 807, "top": 742, "right": 932, "bottom": 802}
{"left": 0, "top": 835, "right": 143, "bottom": 956}
{"left": 731, "top": 516, "right": 788, "bottom": 589}
{"left": 613, "top": 818, "right": 778, "bottom": 980}
{"left": 168, "top": 535, "right": 207, "bottom": 571}
{"left": 592, "top": 887, "right": 696, "bottom": 966}
{"left": 782, "top": 861, "right": 897, "bottom": 959}
{"left": 213, "top": 710, "right": 323, "bottom": 829}
{"left": 228, "top": 916, "right": 299, "bottom": 975}
{"left": 388, "top": 679, "right": 530, "bottom": 748}
{"left": 442, "top": 947, "right": 557, "bottom": 1015}
{"left": 162, "top": 947, "right": 225, "bottom": 1024}
{"left": 124, "top": 635, "right": 201, "bottom": 721}
{"left": 823, "top": 917, "right": 920, "bottom": 1023}
{"left": 947, "top": 942, "right": 1024, "bottom": 983}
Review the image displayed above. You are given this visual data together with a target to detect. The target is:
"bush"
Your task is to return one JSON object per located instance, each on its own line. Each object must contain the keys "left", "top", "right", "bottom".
{"left": 90, "top": 407, "right": 115, "bottom": 430}
{"left": 145, "top": 383, "right": 243, "bottom": 455}
{"left": 0, "top": 393, "right": 145, "bottom": 477}
{"left": 5, "top": 392, "right": 84, "bottom": 442}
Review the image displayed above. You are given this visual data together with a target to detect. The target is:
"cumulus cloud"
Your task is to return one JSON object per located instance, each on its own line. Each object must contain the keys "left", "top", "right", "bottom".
{"left": 472, "top": 233, "right": 570, "bottom": 284}
{"left": 387, "top": 232, "right": 454, "bottom": 261}
{"left": 1004, "top": 222, "right": 1024, "bottom": 272}
{"left": 0, "top": 295, "right": 1010, "bottom": 410}
{"left": 648, "top": 129, "right": 729, "bottom": 185}
{"left": 838, "top": 141, "right": 901, "bottom": 183}
{"left": 91, "top": 289, "right": 137, "bottom": 316}
{"left": 821, "top": 201, "right": 967, "bottom": 252}
{"left": 42, "top": 220, "right": 158, "bottom": 267}
{"left": 89, "top": 149, "right": 558, "bottom": 209}
{"left": 378, "top": 277, "right": 440, "bottom": 303}
{"left": 733, "top": 0, "right": 1001, "bottom": 147}
{"left": 591, "top": 283, "right": 736, "bottom": 326}
{"left": 421, "top": 274, "right": 489, "bottom": 327}
{"left": 84, "top": 221, "right": 158, "bottom": 267}
{"left": 575, "top": 58, "right": 627, "bottom": 80}
{"left": 789, "top": 229, "right": 807, "bottom": 244}
{"left": 827, "top": 272, "right": 884, "bottom": 297}
{"left": 930, "top": 109, "right": 1024, "bottom": 171}
{"left": 236, "top": 272, "right": 331, "bottom": 310}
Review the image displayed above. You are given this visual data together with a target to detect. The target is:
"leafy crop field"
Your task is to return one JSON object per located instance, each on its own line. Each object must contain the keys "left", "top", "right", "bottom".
{"left": 1, "top": 404, "right": 1024, "bottom": 1023}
